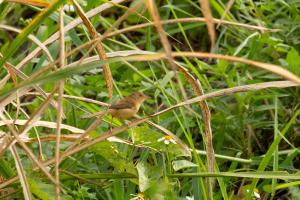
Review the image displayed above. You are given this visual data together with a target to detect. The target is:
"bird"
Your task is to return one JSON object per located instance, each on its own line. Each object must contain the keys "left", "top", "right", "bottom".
{"left": 82, "top": 91, "right": 149, "bottom": 119}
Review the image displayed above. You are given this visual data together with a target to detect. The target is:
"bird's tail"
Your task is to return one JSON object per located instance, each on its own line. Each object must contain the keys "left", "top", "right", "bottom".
{"left": 81, "top": 110, "right": 109, "bottom": 119}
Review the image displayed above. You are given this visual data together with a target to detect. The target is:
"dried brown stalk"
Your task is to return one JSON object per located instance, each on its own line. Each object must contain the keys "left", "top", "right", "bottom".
{"left": 6, "top": 0, "right": 50, "bottom": 7}
{"left": 1, "top": 81, "right": 298, "bottom": 188}
{"left": 42, "top": 81, "right": 298, "bottom": 173}
{"left": 55, "top": 7, "right": 65, "bottom": 200}
{"left": 72, "top": 0, "right": 113, "bottom": 99}
{"left": 216, "top": 0, "right": 235, "bottom": 28}
{"left": 10, "top": 145, "right": 31, "bottom": 200}
{"left": 0, "top": 112, "right": 58, "bottom": 185}
{"left": 198, "top": 0, "right": 216, "bottom": 52}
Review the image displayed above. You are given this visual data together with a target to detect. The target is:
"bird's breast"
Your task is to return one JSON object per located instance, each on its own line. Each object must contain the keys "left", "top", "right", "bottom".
{"left": 110, "top": 107, "right": 138, "bottom": 119}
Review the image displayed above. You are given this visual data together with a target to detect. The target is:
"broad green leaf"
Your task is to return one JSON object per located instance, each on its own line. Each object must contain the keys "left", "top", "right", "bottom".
{"left": 169, "top": 171, "right": 300, "bottom": 179}
{"left": 131, "top": 126, "right": 189, "bottom": 158}
{"left": 29, "top": 178, "right": 54, "bottom": 200}
{"left": 90, "top": 140, "right": 137, "bottom": 175}
{"left": 172, "top": 160, "right": 197, "bottom": 171}
{"left": 137, "top": 162, "right": 150, "bottom": 192}
{"left": 286, "top": 47, "right": 300, "bottom": 75}
{"left": 0, "top": 158, "right": 15, "bottom": 178}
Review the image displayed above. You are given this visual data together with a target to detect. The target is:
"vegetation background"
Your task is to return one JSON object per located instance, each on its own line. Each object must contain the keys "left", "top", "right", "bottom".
{"left": 0, "top": 0, "right": 299, "bottom": 199}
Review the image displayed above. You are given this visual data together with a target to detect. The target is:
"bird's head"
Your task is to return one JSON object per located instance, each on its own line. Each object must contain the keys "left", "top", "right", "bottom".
{"left": 128, "top": 92, "right": 149, "bottom": 103}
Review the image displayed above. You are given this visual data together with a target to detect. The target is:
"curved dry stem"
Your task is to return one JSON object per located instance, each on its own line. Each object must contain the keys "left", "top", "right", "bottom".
{"left": 5, "top": 10, "right": 276, "bottom": 88}
{"left": 25, "top": 92, "right": 109, "bottom": 106}
{"left": 216, "top": 0, "right": 235, "bottom": 28}
{"left": 40, "top": 80, "right": 299, "bottom": 170}
{"left": 26, "top": 134, "right": 88, "bottom": 143}
{"left": 198, "top": 0, "right": 216, "bottom": 52}
{"left": 0, "top": 112, "right": 58, "bottom": 185}
{"left": 0, "top": 56, "right": 59, "bottom": 111}
{"left": 10, "top": 145, "right": 31, "bottom": 200}
{"left": 2, "top": 81, "right": 298, "bottom": 188}
{"left": 9, "top": 0, "right": 125, "bottom": 77}
{"left": 0, "top": 120, "right": 84, "bottom": 134}
{"left": 123, "top": 52, "right": 300, "bottom": 84}
{"left": 148, "top": 1, "right": 212, "bottom": 164}
{"left": 19, "top": 89, "right": 57, "bottom": 137}
{"left": 72, "top": 0, "right": 113, "bottom": 99}
{"left": 0, "top": 25, "right": 54, "bottom": 88}
{"left": 63, "top": 17, "right": 277, "bottom": 64}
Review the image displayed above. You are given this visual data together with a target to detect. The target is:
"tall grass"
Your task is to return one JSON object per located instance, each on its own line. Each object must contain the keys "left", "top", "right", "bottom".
{"left": 0, "top": 0, "right": 299, "bottom": 199}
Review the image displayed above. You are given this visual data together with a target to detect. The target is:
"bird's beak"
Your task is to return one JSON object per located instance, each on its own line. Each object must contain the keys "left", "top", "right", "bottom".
{"left": 144, "top": 94, "right": 150, "bottom": 99}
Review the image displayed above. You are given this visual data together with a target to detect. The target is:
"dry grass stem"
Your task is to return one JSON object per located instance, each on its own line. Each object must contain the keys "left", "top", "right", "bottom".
{"left": 37, "top": 81, "right": 298, "bottom": 171}
{"left": 55, "top": 7, "right": 65, "bottom": 200}
{"left": 66, "top": 115, "right": 106, "bottom": 151}
{"left": 198, "top": 0, "right": 216, "bottom": 52}
{"left": 125, "top": 52, "right": 300, "bottom": 84}
{"left": 216, "top": 0, "right": 235, "bottom": 28}
{"left": 19, "top": 89, "right": 57, "bottom": 137}
{"left": 0, "top": 112, "right": 58, "bottom": 185}
{"left": 0, "top": 25, "right": 54, "bottom": 88}
{"left": 102, "top": 0, "right": 147, "bottom": 37}
{"left": 0, "top": 120, "right": 84, "bottom": 134}
{"left": 145, "top": 0, "right": 179, "bottom": 71}
{"left": 26, "top": 92, "right": 109, "bottom": 106}
{"left": 145, "top": 1, "right": 214, "bottom": 171}
{"left": 2, "top": 81, "right": 298, "bottom": 188}
{"left": 0, "top": 58, "right": 59, "bottom": 111}
{"left": 10, "top": 145, "right": 31, "bottom": 200}
{"left": 6, "top": 0, "right": 50, "bottom": 7}
{"left": 72, "top": 0, "right": 114, "bottom": 99}
{"left": 26, "top": 134, "right": 89, "bottom": 143}
{"left": 5, "top": 0, "right": 124, "bottom": 81}
{"left": 64, "top": 17, "right": 276, "bottom": 65}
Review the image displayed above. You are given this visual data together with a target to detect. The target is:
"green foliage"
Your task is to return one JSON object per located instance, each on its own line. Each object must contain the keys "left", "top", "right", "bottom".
{"left": 0, "top": 0, "right": 299, "bottom": 199}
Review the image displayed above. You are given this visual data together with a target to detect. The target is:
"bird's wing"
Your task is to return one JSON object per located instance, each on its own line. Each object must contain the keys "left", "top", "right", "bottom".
{"left": 109, "top": 99, "right": 135, "bottom": 109}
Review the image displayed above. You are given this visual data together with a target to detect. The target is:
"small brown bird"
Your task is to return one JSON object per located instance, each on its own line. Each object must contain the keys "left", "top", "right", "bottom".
{"left": 82, "top": 92, "right": 148, "bottom": 119}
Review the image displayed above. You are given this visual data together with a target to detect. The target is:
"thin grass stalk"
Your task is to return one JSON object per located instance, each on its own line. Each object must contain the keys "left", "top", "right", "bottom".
{"left": 0, "top": 89, "right": 58, "bottom": 156}
{"left": 65, "top": 114, "right": 105, "bottom": 151}
{"left": 6, "top": 0, "right": 50, "bottom": 7}
{"left": 55, "top": 7, "right": 65, "bottom": 200}
{"left": 145, "top": 2, "right": 215, "bottom": 195}
{"left": 2, "top": 14, "right": 276, "bottom": 89}
{"left": 40, "top": 81, "right": 298, "bottom": 169}
{"left": 102, "top": 0, "right": 146, "bottom": 37}
{"left": 198, "top": 0, "right": 216, "bottom": 52}
{"left": 271, "top": 97, "right": 279, "bottom": 197}
{"left": 1, "top": 52, "right": 300, "bottom": 101}
{"left": 0, "top": 120, "right": 84, "bottom": 135}
{"left": 167, "top": 172, "right": 300, "bottom": 179}
{"left": 19, "top": 89, "right": 58, "bottom": 136}
{"left": 0, "top": 112, "right": 58, "bottom": 185}
{"left": 7, "top": 0, "right": 125, "bottom": 84}
{"left": 72, "top": 0, "right": 113, "bottom": 99}
{"left": 145, "top": 0, "right": 180, "bottom": 71}
{"left": 2, "top": 81, "right": 298, "bottom": 189}
{"left": 216, "top": 0, "right": 235, "bottom": 28}
{"left": 0, "top": 58, "right": 59, "bottom": 111}
{"left": 0, "top": 0, "right": 64, "bottom": 68}
{"left": 247, "top": 108, "right": 300, "bottom": 199}
{"left": 10, "top": 145, "right": 31, "bottom": 200}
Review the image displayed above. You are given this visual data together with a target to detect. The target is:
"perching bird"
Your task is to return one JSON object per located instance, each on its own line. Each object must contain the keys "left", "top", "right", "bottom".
{"left": 82, "top": 92, "right": 148, "bottom": 119}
